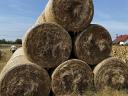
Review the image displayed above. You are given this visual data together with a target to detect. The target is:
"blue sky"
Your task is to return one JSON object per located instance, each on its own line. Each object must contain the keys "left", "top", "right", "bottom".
{"left": 0, "top": 0, "right": 128, "bottom": 40}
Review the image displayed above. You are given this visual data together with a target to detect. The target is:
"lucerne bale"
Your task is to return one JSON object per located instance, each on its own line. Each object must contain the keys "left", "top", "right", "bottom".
{"left": 0, "top": 48, "right": 51, "bottom": 96}
{"left": 93, "top": 57, "right": 128, "bottom": 91}
{"left": 52, "top": 59, "right": 94, "bottom": 96}
{"left": 74, "top": 24, "right": 112, "bottom": 65}
{"left": 42, "top": 0, "right": 94, "bottom": 32}
{"left": 23, "top": 22, "right": 72, "bottom": 68}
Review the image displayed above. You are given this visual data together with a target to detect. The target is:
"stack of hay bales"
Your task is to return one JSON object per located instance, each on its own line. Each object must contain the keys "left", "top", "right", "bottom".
{"left": 0, "top": 0, "right": 128, "bottom": 96}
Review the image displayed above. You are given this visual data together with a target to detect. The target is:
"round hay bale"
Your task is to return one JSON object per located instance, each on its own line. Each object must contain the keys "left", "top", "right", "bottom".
{"left": 23, "top": 22, "right": 72, "bottom": 68}
{"left": 52, "top": 59, "right": 94, "bottom": 96}
{"left": 0, "top": 48, "right": 51, "bottom": 96}
{"left": 44, "top": 0, "right": 94, "bottom": 32}
{"left": 93, "top": 57, "right": 128, "bottom": 91}
{"left": 74, "top": 24, "right": 112, "bottom": 65}
{"left": 35, "top": 11, "right": 46, "bottom": 25}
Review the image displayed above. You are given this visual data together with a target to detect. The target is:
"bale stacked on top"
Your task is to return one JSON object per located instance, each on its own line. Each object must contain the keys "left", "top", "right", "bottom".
{"left": 0, "top": 48, "right": 51, "bottom": 96}
{"left": 74, "top": 24, "right": 112, "bottom": 65}
{"left": 52, "top": 59, "right": 94, "bottom": 96}
{"left": 23, "top": 22, "right": 72, "bottom": 69}
{"left": 36, "top": 0, "right": 94, "bottom": 32}
{"left": 94, "top": 57, "right": 128, "bottom": 90}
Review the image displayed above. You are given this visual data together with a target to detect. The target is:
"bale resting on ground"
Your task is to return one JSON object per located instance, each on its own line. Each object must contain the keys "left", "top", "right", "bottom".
{"left": 93, "top": 57, "right": 128, "bottom": 91}
{"left": 52, "top": 59, "right": 94, "bottom": 96}
{"left": 0, "top": 48, "right": 51, "bottom": 96}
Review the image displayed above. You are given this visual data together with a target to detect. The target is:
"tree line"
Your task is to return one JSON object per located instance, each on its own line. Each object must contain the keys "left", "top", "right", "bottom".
{"left": 0, "top": 39, "right": 22, "bottom": 44}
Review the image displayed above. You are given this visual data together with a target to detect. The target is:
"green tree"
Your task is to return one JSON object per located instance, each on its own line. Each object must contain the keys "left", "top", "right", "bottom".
{"left": 15, "top": 39, "right": 22, "bottom": 44}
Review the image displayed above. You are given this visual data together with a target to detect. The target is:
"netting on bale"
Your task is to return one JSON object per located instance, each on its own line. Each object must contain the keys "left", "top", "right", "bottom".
{"left": 74, "top": 24, "right": 112, "bottom": 65}
{"left": 0, "top": 48, "right": 51, "bottom": 96}
{"left": 52, "top": 59, "right": 94, "bottom": 96}
{"left": 23, "top": 22, "right": 72, "bottom": 69}
{"left": 44, "top": 0, "right": 94, "bottom": 32}
{"left": 93, "top": 57, "right": 128, "bottom": 91}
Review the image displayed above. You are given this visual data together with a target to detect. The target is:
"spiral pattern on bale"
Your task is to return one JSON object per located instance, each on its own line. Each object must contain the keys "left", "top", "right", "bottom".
{"left": 52, "top": 59, "right": 94, "bottom": 96}
{"left": 74, "top": 24, "right": 112, "bottom": 65}
{"left": 0, "top": 48, "right": 51, "bottom": 96}
{"left": 44, "top": 0, "right": 94, "bottom": 32}
{"left": 93, "top": 57, "right": 128, "bottom": 91}
{"left": 23, "top": 23, "right": 72, "bottom": 69}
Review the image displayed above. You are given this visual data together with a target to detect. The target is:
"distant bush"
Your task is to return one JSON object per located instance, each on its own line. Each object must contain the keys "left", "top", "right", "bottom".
{"left": 0, "top": 39, "right": 14, "bottom": 44}
{"left": 125, "top": 43, "right": 128, "bottom": 46}
{"left": 15, "top": 39, "right": 22, "bottom": 44}
{"left": 0, "top": 38, "right": 22, "bottom": 44}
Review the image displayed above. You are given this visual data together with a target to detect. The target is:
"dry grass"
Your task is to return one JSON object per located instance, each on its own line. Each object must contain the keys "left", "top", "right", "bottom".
{"left": 95, "top": 89, "right": 127, "bottom": 96}
{"left": 71, "top": 89, "right": 128, "bottom": 96}
{"left": 0, "top": 47, "right": 12, "bottom": 72}
{"left": 0, "top": 44, "right": 20, "bottom": 72}
{"left": 112, "top": 45, "right": 128, "bottom": 64}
